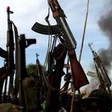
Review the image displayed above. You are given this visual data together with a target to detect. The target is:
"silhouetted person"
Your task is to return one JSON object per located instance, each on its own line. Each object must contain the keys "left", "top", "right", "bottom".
{"left": 76, "top": 89, "right": 112, "bottom": 112}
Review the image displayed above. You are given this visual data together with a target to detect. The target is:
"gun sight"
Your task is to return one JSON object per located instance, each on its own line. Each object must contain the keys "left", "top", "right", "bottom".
{"left": 88, "top": 43, "right": 94, "bottom": 52}
{"left": 7, "top": 6, "right": 14, "bottom": 14}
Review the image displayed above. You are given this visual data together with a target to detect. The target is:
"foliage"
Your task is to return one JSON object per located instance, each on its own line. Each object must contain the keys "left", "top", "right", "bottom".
{"left": 26, "top": 64, "right": 37, "bottom": 75}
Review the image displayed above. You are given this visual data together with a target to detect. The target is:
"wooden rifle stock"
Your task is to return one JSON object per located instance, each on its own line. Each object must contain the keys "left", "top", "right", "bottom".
{"left": 68, "top": 50, "right": 89, "bottom": 90}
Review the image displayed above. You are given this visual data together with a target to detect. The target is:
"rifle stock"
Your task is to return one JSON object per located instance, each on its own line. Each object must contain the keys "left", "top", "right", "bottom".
{"left": 68, "top": 50, "right": 89, "bottom": 90}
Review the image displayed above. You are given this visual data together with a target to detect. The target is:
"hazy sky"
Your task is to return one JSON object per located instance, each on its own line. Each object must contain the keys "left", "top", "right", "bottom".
{"left": 0, "top": 0, "right": 111, "bottom": 77}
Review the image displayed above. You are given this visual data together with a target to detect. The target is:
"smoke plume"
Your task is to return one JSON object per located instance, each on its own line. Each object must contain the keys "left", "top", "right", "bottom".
{"left": 98, "top": 1, "right": 112, "bottom": 72}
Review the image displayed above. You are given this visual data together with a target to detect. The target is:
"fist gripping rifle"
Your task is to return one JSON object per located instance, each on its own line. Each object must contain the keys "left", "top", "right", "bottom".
{"left": 88, "top": 43, "right": 111, "bottom": 93}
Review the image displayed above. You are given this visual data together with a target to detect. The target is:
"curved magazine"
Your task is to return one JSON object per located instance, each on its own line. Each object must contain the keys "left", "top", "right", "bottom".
{"left": 32, "top": 22, "right": 60, "bottom": 35}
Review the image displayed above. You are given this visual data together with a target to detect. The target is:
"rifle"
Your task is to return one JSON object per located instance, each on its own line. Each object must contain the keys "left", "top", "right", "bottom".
{"left": 48, "top": 0, "right": 89, "bottom": 90}
{"left": 6, "top": 6, "right": 14, "bottom": 73}
{"left": 88, "top": 43, "right": 111, "bottom": 93}
{"left": 32, "top": 1, "right": 88, "bottom": 90}
{"left": 32, "top": 0, "right": 89, "bottom": 90}
{"left": 18, "top": 34, "right": 36, "bottom": 111}
{"left": 6, "top": 6, "right": 15, "bottom": 101}
{"left": 35, "top": 53, "right": 46, "bottom": 111}
{"left": 48, "top": 0, "right": 77, "bottom": 50}
{"left": 32, "top": 1, "right": 76, "bottom": 50}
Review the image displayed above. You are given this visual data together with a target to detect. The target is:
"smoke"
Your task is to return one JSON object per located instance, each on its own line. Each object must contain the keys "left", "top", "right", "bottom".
{"left": 86, "top": 1, "right": 112, "bottom": 92}
{"left": 98, "top": 1, "right": 112, "bottom": 72}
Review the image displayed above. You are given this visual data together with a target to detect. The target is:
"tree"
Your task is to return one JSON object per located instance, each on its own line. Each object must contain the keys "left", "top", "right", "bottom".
{"left": 26, "top": 64, "right": 37, "bottom": 75}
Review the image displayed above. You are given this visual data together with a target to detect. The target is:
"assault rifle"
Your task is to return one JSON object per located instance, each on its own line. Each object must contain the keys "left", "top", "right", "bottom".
{"left": 32, "top": 0, "right": 89, "bottom": 90}
{"left": 6, "top": 6, "right": 15, "bottom": 101}
{"left": 1, "top": 6, "right": 15, "bottom": 103}
{"left": 88, "top": 43, "right": 111, "bottom": 93}
{"left": 48, "top": 0, "right": 77, "bottom": 50}
{"left": 48, "top": 0, "right": 89, "bottom": 90}
{"left": 32, "top": 0, "right": 77, "bottom": 50}
{"left": 17, "top": 34, "right": 36, "bottom": 111}
{"left": 6, "top": 6, "right": 14, "bottom": 73}
{"left": 35, "top": 53, "right": 45, "bottom": 111}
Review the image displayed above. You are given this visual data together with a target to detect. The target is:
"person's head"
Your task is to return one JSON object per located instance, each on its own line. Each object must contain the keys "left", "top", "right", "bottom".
{"left": 77, "top": 89, "right": 112, "bottom": 112}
